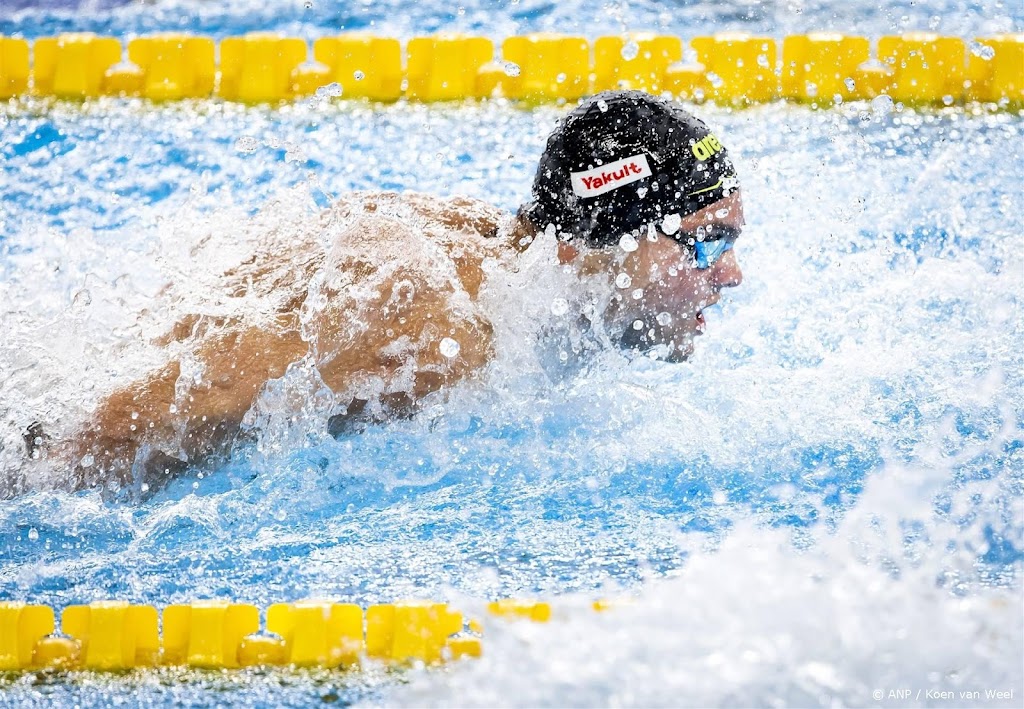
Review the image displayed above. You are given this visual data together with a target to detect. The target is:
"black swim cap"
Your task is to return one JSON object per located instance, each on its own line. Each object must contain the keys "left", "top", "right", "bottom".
{"left": 522, "top": 90, "right": 739, "bottom": 248}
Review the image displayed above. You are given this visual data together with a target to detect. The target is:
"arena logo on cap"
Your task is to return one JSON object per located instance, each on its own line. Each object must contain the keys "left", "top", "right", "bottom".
{"left": 571, "top": 154, "right": 652, "bottom": 198}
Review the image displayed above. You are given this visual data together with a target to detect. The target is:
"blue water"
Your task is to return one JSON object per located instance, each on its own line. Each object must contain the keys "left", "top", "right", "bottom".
{"left": 1, "top": 0, "right": 1022, "bottom": 40}
{"left": 2, "top": 1, "right": 1024, "bottom": 707}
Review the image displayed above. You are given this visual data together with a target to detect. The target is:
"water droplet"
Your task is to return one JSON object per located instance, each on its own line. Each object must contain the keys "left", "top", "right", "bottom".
{"left": 304, "top": 1, "right": 312, "bottom": 7}
{"left": 621, "top": 40, "right": 639, "bottom": 61}
{"left": 555, "top": 72, "right": 566, "bottom": 83}
{"left": 712, "top": 490, "right": 728, "bottom": 505}
{"left": 439, "top": 337, "right": 461, "bottom": 358}
{"left": 715, "top": 208, "right": 730, "bottom": 219}
{"left": 131, "top": 411, "right": 139, "bottom": 420}
{"left": 275, "top": 509, "right": 287, "bottom": 521}
{"left": 353, "top": 70, "right": 365, "bottom": 81}
{"left": 632, "top": 319, "right": 644, "bottom": 330}
{"left": 631, "top": 288, "right": 644, "bottom": 300}
{"left": 661, "top": 214, "right": 681, "bottom": 235}
{"left": 619, "top": 233, "right": 639, "bottom": 252}
{"left": 28, "top": 528, "right": 39, "bottom": 542}
{"left": 235, "top": 136, "right": 259, "bottom": 153}
{"left": 168, "top": 404, "right": 178, "bottom": 414}
{"left": 942, "top": 94, "right": 954, "bottom": 106}
{"left": 970, "top": 42, "right": 995, "bottom": 60}
{"left": 637, "top": 186, "right": 648, "bottom": 199}
{"left": 756, "top": 54, "right": 770, "bottom": 68}
{"left": 844, "top": 77, "right": 856, "bottom": 92}
{"left": 656, "top": 312, "right": 672, "bottom": 326}
{"left": 550, "top": 298, "right": 568, "bottom": 316}
{"left": 316, "top": 82, "right": 343, "bottom": 99}
{"left": 504, "top": 62, "right": 521, "bottom": 77}
{"left": 871, "top": 94, "right": 894, "bottom": 115}
{"left": 80, "top": 454, "right": 95, "bottom": 467}
{"left": 615, "top": 273, "right": 632, "bottom": 289}
{"left": 597, "top": 99, "right": 608, "bottom": 112}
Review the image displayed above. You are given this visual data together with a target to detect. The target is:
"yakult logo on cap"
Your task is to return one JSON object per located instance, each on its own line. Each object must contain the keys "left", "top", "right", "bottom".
{"left": 570, "top": 154, "right": 652, "bottom": 198}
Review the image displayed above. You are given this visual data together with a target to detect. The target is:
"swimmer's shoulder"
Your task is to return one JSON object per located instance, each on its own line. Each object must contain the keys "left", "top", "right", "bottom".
{"left": 327, "top": 190, "right": 507, "bottom": 240}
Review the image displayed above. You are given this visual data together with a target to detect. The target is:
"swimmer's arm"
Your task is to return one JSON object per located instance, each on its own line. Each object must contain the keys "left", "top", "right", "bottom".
{"left": 311, "top": 269, "right": 494, "bottom": 411}
{"left": 67, "top": 325, "right": 308, "bottom": 489}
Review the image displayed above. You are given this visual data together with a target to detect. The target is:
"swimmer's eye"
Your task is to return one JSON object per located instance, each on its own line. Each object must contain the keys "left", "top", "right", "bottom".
{"left": 667, "top": 223, "right": 741, "bottom": 269}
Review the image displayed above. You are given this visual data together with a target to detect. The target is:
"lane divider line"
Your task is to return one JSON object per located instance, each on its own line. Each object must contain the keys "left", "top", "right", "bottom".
{"left": 0, "top": 32, "right": 1021, "bottom": 106}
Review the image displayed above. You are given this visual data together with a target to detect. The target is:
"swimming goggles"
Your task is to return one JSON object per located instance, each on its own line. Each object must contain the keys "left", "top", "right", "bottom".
{"left": 671, "top": 223, "right": 740, "bottom": 269}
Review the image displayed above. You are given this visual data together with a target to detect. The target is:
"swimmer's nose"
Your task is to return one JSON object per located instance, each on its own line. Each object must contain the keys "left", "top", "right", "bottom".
{"left": 712, "top": 249, "right": 743, "bottom": 289}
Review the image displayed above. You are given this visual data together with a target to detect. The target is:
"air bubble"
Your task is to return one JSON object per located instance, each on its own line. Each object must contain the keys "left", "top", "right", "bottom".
{"left": 556, "top": 73, "right": 566, "bottom": 83}
{"left": 169, "top": 404, "right": 178, "bottom": 414}
{"left": 844, "top": 77, "right": 856, "bottom": 92}
{"left": 597, "top": 99, "right": 608, "bottom": 112}
{"left": 504, "top": 62, "right": 521, "bottom": 77}
{"left": 353, "top": 70, "right": 365, "bottom": 81}
{"left": 621, "top": 40, "right": 639, "bottom": 61}
{"left": 440, "top": 337, "right": 461, "bottom": 358}
{"left": 615, "top": 273, "right": 632, "bottom": 289}
{"left": 551, "top": 298, "right": 569, "bottom": 316}
{"left": 637, "top": 186, "right": 648, "bottom": 199}
{"left": 28, "top": 528, "right": 39, "bottom": 542}
{"left": 632, "top": 288, "right": 644, "bottom": 300}
{"left": 656, "top": 312, "right": 672, "bottom": 326}
{"left": 715, "top": 208, "right": 730, "bottom": 219}
{"left": 756, "top": 54, "right": 770, "bottom": 68}
{"left": 632, "top": 319, "right": 644, "bottom": 330}
{"left": 619, "top": 233, "right": 639, "bottom": 252}
{"left": 81, "top": 454, "right": 95, "bottom": 468}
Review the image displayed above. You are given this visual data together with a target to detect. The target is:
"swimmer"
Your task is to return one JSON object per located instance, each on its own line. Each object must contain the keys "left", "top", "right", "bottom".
{"left": 22, "top": 89, "right": 745, "bottom": 495}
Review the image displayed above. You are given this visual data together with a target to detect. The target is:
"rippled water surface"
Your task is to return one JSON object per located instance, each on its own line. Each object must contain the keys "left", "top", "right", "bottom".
{"left": 1, "top": 1, "right": 1023, "bottom": 707}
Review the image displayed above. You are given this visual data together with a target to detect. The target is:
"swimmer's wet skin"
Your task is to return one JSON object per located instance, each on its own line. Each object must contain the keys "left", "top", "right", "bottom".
{"left": 23, "top": 90, "right": 744, "bottom": 496}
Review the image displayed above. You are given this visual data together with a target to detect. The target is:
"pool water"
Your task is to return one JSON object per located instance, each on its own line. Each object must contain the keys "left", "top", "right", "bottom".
{"left": 1, "top": 1, "right": 1023, "bottom": 707}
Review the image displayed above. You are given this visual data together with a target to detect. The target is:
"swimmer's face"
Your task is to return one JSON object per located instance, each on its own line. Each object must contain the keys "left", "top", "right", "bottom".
{"left": 608, "top": 191, "right": 745, "bottom": 361}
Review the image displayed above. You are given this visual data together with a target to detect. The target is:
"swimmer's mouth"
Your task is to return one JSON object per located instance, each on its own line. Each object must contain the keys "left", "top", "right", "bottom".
{"left": 695, "top": 296, "right": 719, "bottom": 334}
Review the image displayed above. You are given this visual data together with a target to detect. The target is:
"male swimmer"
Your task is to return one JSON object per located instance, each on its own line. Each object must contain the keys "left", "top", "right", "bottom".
{"left": 23, "top": 90, "right": 744, "bottom": 495}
